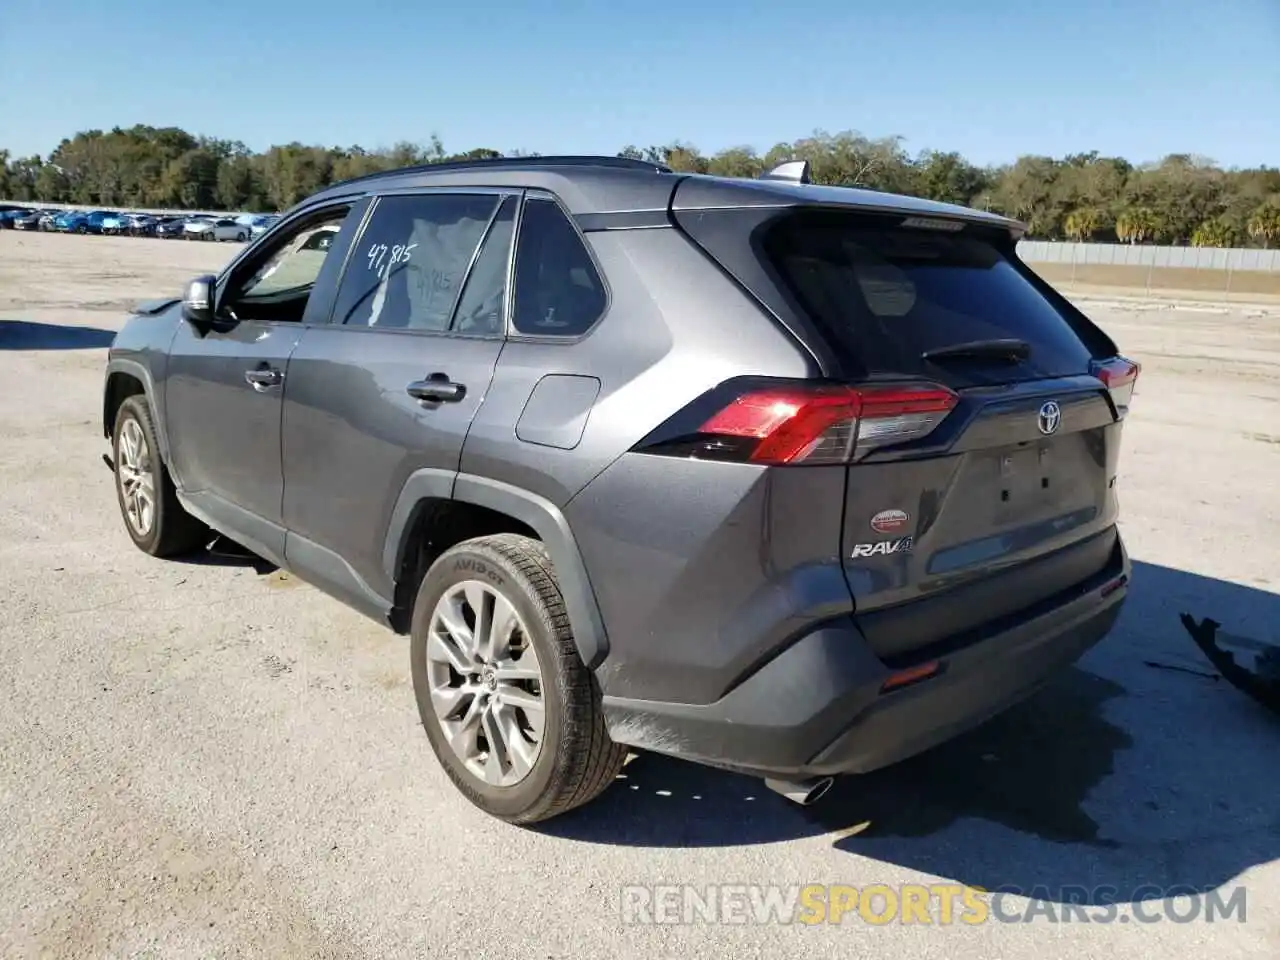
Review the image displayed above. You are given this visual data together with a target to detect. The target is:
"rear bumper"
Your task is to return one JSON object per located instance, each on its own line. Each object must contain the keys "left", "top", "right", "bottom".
{"left": 601, "top": 537, "right": 1130, "bottom": 779}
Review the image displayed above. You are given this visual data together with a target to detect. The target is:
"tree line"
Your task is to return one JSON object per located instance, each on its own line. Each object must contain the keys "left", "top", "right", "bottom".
{"left": 2, "top": 124, "right": 1279, "bottom": 247}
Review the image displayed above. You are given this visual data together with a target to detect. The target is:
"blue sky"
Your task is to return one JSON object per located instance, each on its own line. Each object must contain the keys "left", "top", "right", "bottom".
{"left": 2, "top": 0, "right": 1278, "bottom": 168}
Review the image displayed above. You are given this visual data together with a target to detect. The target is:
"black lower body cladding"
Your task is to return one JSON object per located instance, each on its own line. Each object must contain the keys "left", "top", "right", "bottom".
{"left": 597, "top": 535, "right": 1130, "bottom": 778}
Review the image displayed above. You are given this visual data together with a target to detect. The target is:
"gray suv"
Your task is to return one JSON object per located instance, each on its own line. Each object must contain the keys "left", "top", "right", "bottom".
{"left": 102, "top": 156, "right": 1137, "bottom": 823}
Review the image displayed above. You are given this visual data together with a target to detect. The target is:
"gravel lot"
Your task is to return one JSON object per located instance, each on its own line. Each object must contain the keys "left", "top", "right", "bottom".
{"left": 2, "top": 232, "right": 1277, "bottom": 959}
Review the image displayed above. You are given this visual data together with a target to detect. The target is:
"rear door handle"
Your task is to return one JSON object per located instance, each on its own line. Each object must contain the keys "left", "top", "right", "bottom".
{"left": 407, "top": 374, "right": 466, "bottom": 404}
{"left": 244, "top": 367, "right": 284, "bottom": 391}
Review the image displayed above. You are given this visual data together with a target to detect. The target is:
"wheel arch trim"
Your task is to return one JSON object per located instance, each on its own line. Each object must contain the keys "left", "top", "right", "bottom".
{"left": 383, "top": 470, "right": 610, "bottom": 670}
{"left": 103, "top": 359, "right": 170, "bottom": 462}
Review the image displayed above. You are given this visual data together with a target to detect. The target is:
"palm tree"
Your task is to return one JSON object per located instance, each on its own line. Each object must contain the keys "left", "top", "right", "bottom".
{"left": 1190, "top": 218, "right": 1238, "bottom": 248}
{"left": 1246, "top": 198, "right": 1280, "bottom": 249}
{"left": 1116, "top": 207, "right": 1157, "bottom": 245}
{"left": 1064, "top": 208, "right": 1101, "bottom": 242}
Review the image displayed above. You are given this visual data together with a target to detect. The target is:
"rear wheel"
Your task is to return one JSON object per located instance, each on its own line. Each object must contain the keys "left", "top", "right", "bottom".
{"left": 112, "top": 396, "right": 208, "bottom": 557}
{"left": 410, "top": 534, "right": 626, "bottom": 823}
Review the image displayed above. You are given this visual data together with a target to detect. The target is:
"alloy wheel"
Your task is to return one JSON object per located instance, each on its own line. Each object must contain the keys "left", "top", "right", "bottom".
{"left": 424, "top": 580, "right": 546, "bottom": 787}
{"left": 116, "top": 417, "right": 156, "bottom": 537}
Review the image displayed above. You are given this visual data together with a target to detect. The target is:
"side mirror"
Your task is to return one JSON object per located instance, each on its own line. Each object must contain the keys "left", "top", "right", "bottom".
{"left": 181, "top": 275, "right": 216, "bottom": 329}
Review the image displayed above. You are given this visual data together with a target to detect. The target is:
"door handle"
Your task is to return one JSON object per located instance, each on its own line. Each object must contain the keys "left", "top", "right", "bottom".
{"left": 244, "top": 367, "right": 284, "bottom": 391}
{"left": 407, "top": 373, "right": 466, "bottom": 404}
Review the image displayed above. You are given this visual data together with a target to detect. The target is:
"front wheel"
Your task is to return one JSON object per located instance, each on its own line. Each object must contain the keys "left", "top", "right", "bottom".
{"left": 410, "top": 534, "right": 627, "bottom": 823}
{"left": 112, "top": 396, "right": 208, "bottom": 557}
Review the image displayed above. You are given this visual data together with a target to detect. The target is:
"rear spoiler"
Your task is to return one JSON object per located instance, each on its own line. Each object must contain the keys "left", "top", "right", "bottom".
{"left": 750, "top": 159, "right": 1025, "bottom": 238}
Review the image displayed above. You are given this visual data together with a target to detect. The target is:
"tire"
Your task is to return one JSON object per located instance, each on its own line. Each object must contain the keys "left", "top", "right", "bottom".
{"left": 111, "top": 395, "right": 208, "bottom": 557}
{"left": 236, "top": 231, "right": 247, "bottom": 242}
{"left": 76, "top": 224, "right": 87, "bottom": 234}
{"left": 410, "top": 533, "right": 626, "bottom": 824}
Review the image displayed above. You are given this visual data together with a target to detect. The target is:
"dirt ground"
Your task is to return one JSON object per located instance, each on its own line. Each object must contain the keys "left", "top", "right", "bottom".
{"left": 1, "top": 231, "right": 1277, "bottom": 959}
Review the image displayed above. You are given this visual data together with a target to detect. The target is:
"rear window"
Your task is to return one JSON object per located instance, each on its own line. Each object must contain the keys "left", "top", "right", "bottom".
{"left": 760, "top": 210, "right": 1096, "bottom": 382}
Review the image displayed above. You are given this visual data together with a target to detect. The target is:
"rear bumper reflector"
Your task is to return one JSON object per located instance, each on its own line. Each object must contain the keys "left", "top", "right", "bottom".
{"left": 1100, "top": 574, "right": 1128, "bottom": 599}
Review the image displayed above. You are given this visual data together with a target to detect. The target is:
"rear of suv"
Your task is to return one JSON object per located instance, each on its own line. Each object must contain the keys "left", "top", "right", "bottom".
{"left": 103, "top": 156, "right": 1135, "bottom": 822}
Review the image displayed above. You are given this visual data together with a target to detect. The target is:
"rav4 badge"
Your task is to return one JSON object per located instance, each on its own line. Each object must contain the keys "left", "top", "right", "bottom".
{"left": 850, "top": 536, "right": 914, "bottom": 559}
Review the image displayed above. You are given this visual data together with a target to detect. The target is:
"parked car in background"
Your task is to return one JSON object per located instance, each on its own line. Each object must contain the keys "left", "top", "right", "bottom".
{"left": 249, "top": 214, "right": 280, "bottom": 238}
{"left": 184, "top": 216, "right": 250, "bottom": 242}
{"left": 38, "top": 210, "right": 61, "bottom": 231}
{"left": 53, "top": 210, "right": 91, "bottom": 233}
{"left": 11, "top": 209, "right": 48, "bottom": 230}
{"left": 52, "top": 209, "right": 119, "bottom": 235}
{"left": 154, "top": 217, "right": 189, "bottom": 239}
{"left": 100, "top": 212, "right": 133, "bottom": 235}
{"left": 180, "top": 216, "right": 214, "bottom": 239}
{"left": 0, "top": 207, "right": 35, "bottom": 229}
{"left": 125, "top": 213, "right": 158, "bottom": 236}
{"left": 82, "top": 211, "right": 123, "bottom": 234}
{"left": 0, "top": 204, "right": 30, "bottom": 227}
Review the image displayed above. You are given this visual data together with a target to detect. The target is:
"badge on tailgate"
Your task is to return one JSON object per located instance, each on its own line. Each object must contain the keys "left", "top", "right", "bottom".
{"left": 851, "top": 536, "right": 914, "bottom": 558}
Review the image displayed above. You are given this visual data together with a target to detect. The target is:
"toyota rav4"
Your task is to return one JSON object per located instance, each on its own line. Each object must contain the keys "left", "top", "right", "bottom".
{"left": 102, "top": 156, "right": 1136, "bottom": 822}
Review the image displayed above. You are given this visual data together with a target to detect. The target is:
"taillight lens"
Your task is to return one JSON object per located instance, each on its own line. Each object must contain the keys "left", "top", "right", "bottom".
{"left": 1091, "top": 357, "right": 1141, "bottom": 416}
{"left": 651, "top": 382, "right": 958, "bottom": 465}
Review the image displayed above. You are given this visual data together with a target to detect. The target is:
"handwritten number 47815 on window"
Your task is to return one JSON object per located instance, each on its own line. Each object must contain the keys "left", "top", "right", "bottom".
{"left": 366, "top": 242, "right": 417, "bottom": 279}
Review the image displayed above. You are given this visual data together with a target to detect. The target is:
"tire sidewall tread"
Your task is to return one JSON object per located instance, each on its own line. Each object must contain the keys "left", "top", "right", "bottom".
{"left": 410, "top": 533, "right": 625, "bottom": 824}
{"left": 112, "top": 395, "right": 206, "bottom": 558}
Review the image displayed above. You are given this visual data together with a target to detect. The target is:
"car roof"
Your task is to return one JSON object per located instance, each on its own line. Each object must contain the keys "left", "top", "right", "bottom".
{"left": 308, "top": 155, "right": 1023, "bottom": 235}
{"left": 312, "top": 156, "right": 676, "bottom": 217}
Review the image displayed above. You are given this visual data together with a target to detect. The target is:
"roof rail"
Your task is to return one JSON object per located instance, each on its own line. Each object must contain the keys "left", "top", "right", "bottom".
{"left": 331, "top": 154, "right": 673, "bottom": 189}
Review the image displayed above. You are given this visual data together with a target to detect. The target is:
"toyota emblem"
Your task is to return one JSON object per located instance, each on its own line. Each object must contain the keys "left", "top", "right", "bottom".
{"left": 1037, "top": 400, "right": 1062, "bottom": 435}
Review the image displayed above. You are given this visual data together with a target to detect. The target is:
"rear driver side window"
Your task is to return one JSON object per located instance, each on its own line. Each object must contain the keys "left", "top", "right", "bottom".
{"left": 333, "top": 193, "right": 502, "bottom": 331}
{"left": 511, "top": 197, "right": 606, "bottom": 336}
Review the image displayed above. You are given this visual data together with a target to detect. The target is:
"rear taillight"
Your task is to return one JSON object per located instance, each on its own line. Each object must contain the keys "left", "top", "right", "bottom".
{"left": 1091, "top": 357, "right": 1141, "bottom": 417}
{"left": 643, "top": 382, "right": 958, "bottom": 465}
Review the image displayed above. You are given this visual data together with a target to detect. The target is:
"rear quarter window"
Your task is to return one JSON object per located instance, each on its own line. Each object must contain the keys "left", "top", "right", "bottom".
{"left": 511, "top": 197, "right": 607, "bottom": 337}
{"left": 760, "top": 209, "right": 1097, "bottom": 382}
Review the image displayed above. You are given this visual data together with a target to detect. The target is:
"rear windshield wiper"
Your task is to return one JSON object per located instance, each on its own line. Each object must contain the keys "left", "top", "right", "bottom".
{"left": 922, "top": 338, "right": 1031, "bottom": 364}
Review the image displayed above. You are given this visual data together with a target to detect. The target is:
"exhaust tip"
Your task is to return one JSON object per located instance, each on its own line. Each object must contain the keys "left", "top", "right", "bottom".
{"left": 764, "top": 776, "right": 835, "bottom": 806}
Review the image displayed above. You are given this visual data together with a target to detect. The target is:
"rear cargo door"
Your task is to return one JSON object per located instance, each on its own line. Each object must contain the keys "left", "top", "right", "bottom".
{"left": 676, "top": 201, "right": 1136, "bottom": 662}
{"left": 764, "top": 208, "right": 1132, "bottom": 659}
